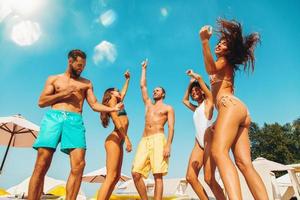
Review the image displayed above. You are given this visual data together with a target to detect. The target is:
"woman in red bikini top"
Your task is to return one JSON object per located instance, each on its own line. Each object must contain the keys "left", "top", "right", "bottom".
{"left": 199, "top": 18, "right": 268, "bottom": 200}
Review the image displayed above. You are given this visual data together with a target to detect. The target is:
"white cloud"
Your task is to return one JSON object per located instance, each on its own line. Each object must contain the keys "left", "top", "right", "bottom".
{"left": 160, "top": 7, "right": 168, "bottom": 17}
{"left": 93, "top": 40, "right": 117, "bottom": 64}
{"left": 99, "top": 9, "right": 116, "bottom": 27}
{"left": 11, "top": 20, "right": 41, "bottom": 46}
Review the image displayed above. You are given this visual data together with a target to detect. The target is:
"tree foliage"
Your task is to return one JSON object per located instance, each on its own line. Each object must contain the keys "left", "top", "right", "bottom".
{"left": 249, "top": 118, "right": 300, "bottom": 164}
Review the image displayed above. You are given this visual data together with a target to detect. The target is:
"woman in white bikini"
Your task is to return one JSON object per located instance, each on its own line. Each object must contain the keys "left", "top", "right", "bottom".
{"left": 199, "top": 18, "right": 268, "bottom": 199}
{"left": 183, "top": 70, "right": 225, "bottom": 200}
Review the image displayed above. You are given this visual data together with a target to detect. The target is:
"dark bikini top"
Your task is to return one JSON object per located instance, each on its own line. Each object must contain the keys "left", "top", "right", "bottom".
{"left": 117, "top": 109, "right": 127, "bottom": 116}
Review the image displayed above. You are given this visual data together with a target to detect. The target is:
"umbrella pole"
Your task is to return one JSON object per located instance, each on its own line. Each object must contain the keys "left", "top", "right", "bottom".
{"left": 0, "top": 133, "right": 14, "bottom": 174}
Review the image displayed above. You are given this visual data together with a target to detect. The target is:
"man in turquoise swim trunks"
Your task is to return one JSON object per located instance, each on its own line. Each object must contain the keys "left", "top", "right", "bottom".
{"left": 28, "top": 49, "right": 123, "bottom": 200}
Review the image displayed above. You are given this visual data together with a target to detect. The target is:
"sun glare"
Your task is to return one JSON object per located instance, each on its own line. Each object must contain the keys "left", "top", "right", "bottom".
{"left": 11, "top": 20, "right": 41, "bottom": 46}
{"left": 8, "top": 0, "right": 43, "bottom": 16}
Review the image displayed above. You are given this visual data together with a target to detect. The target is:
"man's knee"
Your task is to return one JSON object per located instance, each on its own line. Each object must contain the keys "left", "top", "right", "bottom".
{"left": 34, "top": 148, "right": 54, "bottom": 172}
{"left": 132, "top": 172, "right": 142, "bottom": 182}
{"left": 154, "top": 174, "right": 163, "bottom": 187}
{"left": 34, "top": 159, "right": 51, "bottom": 176}
{"left": 154, "top": 174, "right": 163, "bottom": 181}
{"left": 71, "top": 160, "right": 86, "bottom": 175}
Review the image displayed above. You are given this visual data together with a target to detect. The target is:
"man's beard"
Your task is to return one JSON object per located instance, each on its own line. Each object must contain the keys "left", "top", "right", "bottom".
{"left": 153, "top": 96, "right": 161, "bottom": 101}
{"left": 71, "top": 68, "right": 81, "bottom": 78}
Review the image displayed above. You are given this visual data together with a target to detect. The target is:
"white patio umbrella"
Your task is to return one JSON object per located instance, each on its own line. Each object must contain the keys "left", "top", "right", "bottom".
{"left": 0, "top": 114, "right": 39, "bottom": 173}
{"left": 82, "top": 167, "right": 131, "bottom": 183}
{"left": 7, "top": 175, "right": 86, "bottom": 199}
{"left": 253, "top": 157, "right": 293, "bottom": 172}
{"left": 7, "top": 176, "right": 64, "bottom": 195}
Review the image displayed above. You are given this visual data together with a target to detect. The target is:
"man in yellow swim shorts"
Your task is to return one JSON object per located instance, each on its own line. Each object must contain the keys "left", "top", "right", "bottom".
{"left": 132, "top": 59, "right": 175, "bottom": 200}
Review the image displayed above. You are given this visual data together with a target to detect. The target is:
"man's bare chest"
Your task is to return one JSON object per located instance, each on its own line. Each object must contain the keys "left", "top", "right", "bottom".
{"left": 146, "top": 106, "right": 167, "bottom": 118}
{"left": 53, "top": 78, "right": 88, "bottom": 94}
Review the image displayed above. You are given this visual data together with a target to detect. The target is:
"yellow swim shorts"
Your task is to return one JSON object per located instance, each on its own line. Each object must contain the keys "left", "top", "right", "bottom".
{"left": 132, "top": 133, "right": 169, "bottom": 178}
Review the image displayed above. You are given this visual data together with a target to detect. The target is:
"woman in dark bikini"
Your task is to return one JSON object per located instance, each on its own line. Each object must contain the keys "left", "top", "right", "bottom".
{"left": 199, "top": 19, "right": 268, "bottom": 199}
{"left": 97, "top": 71, "right": 132, "bottom": 200}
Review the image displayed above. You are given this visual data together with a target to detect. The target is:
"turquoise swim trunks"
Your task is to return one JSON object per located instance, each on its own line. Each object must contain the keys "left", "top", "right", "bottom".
{"left": 33, "top": 109, "right": 86, "bottom": 154}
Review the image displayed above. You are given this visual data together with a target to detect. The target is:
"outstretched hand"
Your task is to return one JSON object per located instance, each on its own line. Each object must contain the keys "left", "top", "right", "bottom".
{"left": 124, "top": 70, "right": 130, "bottom": 79}
{"left": 186, "top": 69, "right": 202, "bottom": 80}
{"left": 114, "top": 102, "right": 124, "bottom": 111}
{"left": 199, "top": 25, "right": 213, "bottom": 41}
{"left": 186, "top": 69, "right": 194, "bottom": 76}
{"left": 141, "top": 59, "right": 148, "bottom": 69}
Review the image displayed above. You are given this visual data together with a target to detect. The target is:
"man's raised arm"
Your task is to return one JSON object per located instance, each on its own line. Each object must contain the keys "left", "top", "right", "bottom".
{"left": 140, "top": 59, "right": 151, "bottom": 104}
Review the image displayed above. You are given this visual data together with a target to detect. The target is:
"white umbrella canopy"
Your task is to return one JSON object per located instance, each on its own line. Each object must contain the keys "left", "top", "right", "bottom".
{"left": 7, "top": 176, "right": 64, "bottom": 195}
{"left": 82, "top": 167, "right": 131, "bottom": 183}
{"left": 0, "top": 114, "right": 39, "bottom": 173}
{"left": 253, "top": 157, "right": 293, "bottom": 172}
{"left": 7, "top": 176, "right": 86, "bottom": 198}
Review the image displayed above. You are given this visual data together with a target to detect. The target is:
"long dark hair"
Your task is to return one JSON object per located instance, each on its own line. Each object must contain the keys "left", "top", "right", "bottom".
{"left": 217, "top": 18, "right": 260, "bottom": 72}
{"left": 100, "top": 88, "right": 116, "bottom": 128}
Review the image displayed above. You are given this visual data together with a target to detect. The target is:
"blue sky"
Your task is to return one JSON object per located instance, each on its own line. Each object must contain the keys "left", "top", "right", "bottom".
{"left": 0, "top": 0, "right": 299, "bottom": 197}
